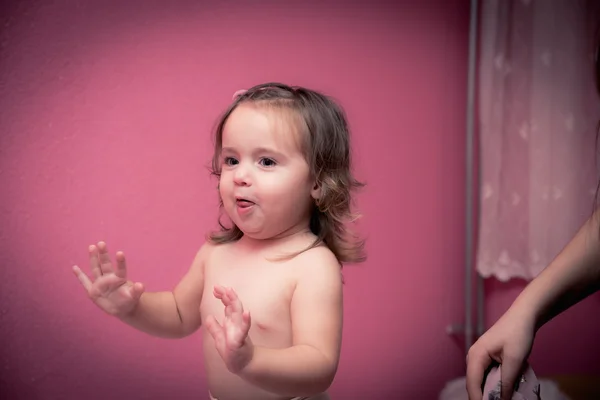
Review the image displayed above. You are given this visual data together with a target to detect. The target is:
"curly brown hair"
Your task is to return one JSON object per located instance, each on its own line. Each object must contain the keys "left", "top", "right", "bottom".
{"left": 207, "top": 82, "right": 366, "bottom": 265}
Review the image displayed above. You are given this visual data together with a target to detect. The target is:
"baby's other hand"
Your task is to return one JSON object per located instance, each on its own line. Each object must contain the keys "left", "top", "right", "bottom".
{"left": 205, "top": 285, "right": 254, "bottom": 374}
{"left": 72, "top": 241, "right": 145, "bottom": 318}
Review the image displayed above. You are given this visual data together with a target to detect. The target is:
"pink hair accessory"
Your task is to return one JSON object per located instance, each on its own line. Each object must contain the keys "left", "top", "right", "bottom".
{"left": 232, "top": 89, "right": 247, "bottom": 100}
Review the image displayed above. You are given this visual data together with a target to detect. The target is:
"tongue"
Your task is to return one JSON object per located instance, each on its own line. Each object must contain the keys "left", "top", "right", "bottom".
{"left": 238, "top": 200, "right": 254, "bottom": 207}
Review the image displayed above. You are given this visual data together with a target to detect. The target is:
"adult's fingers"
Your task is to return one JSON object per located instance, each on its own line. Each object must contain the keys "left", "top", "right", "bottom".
{"left": 499, "top": 355, "right": 523, "bottom": 400}
{"left": 465, "top": 348, "right": 490, "bottom": 400}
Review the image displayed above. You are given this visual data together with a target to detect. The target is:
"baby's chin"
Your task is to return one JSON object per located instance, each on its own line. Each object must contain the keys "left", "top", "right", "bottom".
{"left": 236, "top": 225, "right": 304, "bottom": 242}
{"left": 232, "top": 223, "right": 272, "bottom": 240}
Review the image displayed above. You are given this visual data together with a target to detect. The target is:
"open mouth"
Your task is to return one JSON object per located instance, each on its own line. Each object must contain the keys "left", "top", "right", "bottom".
{"left": 236, "top": 199, "right": 255, "bottom": 208}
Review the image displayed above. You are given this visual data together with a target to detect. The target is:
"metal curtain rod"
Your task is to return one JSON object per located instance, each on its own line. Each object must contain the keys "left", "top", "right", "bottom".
{"left": 447, "top": 0, "right": 485, "bottom": 357}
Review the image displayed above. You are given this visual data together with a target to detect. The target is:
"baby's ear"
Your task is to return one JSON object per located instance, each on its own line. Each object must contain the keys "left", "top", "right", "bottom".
{"left": 311, "top": 181, "right": 322, "bottom": 200}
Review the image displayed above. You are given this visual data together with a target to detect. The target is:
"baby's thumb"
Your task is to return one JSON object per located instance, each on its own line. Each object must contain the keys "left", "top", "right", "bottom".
{"left": 130, "top": 282, "right": 145, "bottom": 301}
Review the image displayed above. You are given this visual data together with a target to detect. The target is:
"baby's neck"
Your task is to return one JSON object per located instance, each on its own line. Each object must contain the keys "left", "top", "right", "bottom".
{"left": 237, "top": 226, "right": 315, "bottom": 253}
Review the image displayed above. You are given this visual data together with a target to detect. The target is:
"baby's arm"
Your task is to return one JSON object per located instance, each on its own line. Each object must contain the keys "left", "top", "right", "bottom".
{"left": 73, "top": 242, "right": 210, "bottom": 338}
{"left": 117, "top": 242, "right": 210, "bottom": 338}
{"left": 239, "top": 247, "right": 343, "bottom": 397}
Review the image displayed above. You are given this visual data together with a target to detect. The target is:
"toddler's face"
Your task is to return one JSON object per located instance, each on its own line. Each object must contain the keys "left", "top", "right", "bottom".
{"left": 218, "top": 104, "right": 317, "bottom": 239}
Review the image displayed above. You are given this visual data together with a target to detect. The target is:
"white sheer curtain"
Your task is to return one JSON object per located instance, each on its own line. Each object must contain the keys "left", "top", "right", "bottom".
{"left": 476, "top": 0, "right": 600, "bottom": 282}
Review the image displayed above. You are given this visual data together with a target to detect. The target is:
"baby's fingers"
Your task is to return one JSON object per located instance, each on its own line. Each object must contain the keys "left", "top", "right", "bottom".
{"left": 73, "top": 265, "right": 92, "bottom": 292}
{"left": 213, "top": 285, "right": 227, "bottom": 299}
{"left": 97, "top": 241, "right": 114, "bottom": 275}
{"left": 227, "top": 288, "right": 244, "bottom": 313}
{"left": 115, "top": 251, "right": 128, "bottom": 279}
{"left": 129, "top": 282, "right": 145, "bottom": 301}
{"left": 227, "top": 310, "right": 251, "bottom": 347}
{"left": 241, "top": 310, "right": 251, "bottom": 331}
{"left": 88, "top": 245, "right": 102, "bottom": 279}
{"left": 214, "top": 286, "right": 234, "bottom": 311}
{"left": 206, "top": 315, "right": 225, "bottom": 345}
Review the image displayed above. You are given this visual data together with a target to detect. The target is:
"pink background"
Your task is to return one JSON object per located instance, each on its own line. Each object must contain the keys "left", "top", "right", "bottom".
{"left": 1, "top": 1, "right": 599, "bottom": 398}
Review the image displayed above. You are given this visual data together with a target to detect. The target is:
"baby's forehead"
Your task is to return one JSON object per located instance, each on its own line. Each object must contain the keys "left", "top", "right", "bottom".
{"left": 223, "top": 103, "right": 306, "bottom": 150}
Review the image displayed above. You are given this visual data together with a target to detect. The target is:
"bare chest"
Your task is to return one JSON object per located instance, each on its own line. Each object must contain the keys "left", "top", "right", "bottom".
{"left": 200, "top": 254, "right": 297, "bottom": 345}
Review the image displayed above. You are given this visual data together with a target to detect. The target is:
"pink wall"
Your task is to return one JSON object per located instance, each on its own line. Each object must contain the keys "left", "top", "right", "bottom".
{"left": 2, "top": 1, "right": 595, "bottom": 399}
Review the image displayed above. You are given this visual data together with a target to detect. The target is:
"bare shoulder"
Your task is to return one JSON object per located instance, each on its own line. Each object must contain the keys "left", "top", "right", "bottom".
{"left": 192, "top": 240, "right": 220, "bottom": 268}
{"left": 198, "top": 239, "right": 219, "bottom": 255}
{"left": 202, "top": 239, "right": 220, "bottom": 253}
{"left": 199, "top": 240, "right": 236, "bottom": 268}
{"left": 292, "top": 245, "right": 343, "bottom": 287}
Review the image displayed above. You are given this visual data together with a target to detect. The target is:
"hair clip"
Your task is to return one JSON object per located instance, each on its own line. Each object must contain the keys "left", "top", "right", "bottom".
{"left": 232, "top": 89, "right": 247, "bottom": 100}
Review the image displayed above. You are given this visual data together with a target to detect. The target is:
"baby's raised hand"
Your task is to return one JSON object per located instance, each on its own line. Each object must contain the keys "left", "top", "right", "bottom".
{"left": 72, "top": 241, "right": 144, "bottom": 318}
{"left": 205, "top": 286, "right": 254, "bottom": 374}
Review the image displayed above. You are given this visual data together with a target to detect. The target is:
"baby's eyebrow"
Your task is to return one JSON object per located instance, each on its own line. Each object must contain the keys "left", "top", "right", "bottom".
{"left": 222, "top": 146, "right": 285, "bottom": 158}
{"left": 253, "top": 147, "right": 284, "bottom": 156}
{"left": 221, "top": 147, "right": 237, "bottom": 154}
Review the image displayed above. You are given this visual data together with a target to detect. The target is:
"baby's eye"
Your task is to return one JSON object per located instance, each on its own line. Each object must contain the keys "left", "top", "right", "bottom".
{"left": 224, "top": 157, "right": 238, "bottom": 166}
{"left": 259, "top": 158, "right": 277, "bottom": 167}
